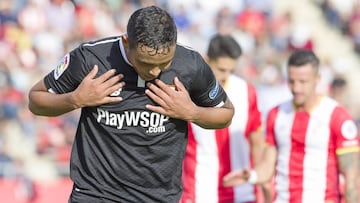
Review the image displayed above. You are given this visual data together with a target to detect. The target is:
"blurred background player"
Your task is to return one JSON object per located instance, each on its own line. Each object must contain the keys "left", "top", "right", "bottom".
{"left": 181, "top": 34, "right": 269, "bottom": 203}
{"left": 223, "top": 49, "right": 360, "bottom": 203}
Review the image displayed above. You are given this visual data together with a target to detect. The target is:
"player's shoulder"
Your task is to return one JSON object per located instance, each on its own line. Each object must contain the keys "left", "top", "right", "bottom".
{"left": 321, "top": 96, "right": 354, "bottom": 120}
{"left": 82, "top": 36, "right": 121, "bottom": 46}
{"left": 230, "top": 75, "right": 257, "bottom": 88}
{"left": 70, "top": 36, "right": 122, "bottom": 62}
{"left": 229, "top": 74, "right": 244, "bottom": 82}
{"left": 266, "top": 101, "right": 289, "bottom": 123}
{"left": 321, "top": 96, "right": 339, "bottom": 107}
{"left": 273, "top": 99, "right": 293, "bottom": 113}
{"left": 316, "top": 96, "right": 341, "bottom": 114}
{"left": 77, "top": 36, "right": 122, "bottom": 52}
{"left": 172, "top": 43, "right": 208, "bottom": 77}
{"left": 175, "top": 43, "right": 203, "bottom": 60}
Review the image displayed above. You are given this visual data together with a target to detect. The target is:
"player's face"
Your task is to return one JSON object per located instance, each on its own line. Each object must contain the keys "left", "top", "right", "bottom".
{"left": 127, "top": 44, "right": 175, "bottom": 81}
{"left": 207, "top": 57, "right": 237, "bottom": 87}
{"left": 287, "top": 64, "right": 319, "bottom": 108}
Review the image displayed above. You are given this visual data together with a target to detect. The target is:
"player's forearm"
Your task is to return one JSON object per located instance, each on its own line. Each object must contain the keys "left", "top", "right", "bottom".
{"left": 252, "top": 165, "right": 273, "bottom": 184}
{"left": 251, "top": 144, "right": 263, "bottom": 166}
{"left": 257, "top": 145, "right": 273, "bottom": 203}
{"left": 261, "top": 182, "right": 272, "bottom": 203}
{"left": 190, "top": 107, "right": 233, "bottom": 129}
{"left": 344, "top": 179, "right": 359, "bottom": 203}
{"left": 344, "top": 166, "right": 359, "bottom": 203}
{"left": 28, "top": 90, "right": 78, "bottom": 117}
{"left": 250, "top": 131, "right": 266, "bottom": 166}
{"left": 190, "top": 99, "right": 234, "bottom": 129}
{"left": 252, "top": 146, "right": 277, "bottom": 183}
{"left": 339, "top": 152, "right": 359, "bottom": 203}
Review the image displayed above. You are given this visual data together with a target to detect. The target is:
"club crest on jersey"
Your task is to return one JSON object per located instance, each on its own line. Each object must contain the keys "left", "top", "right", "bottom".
{"left": 54, "top": 54, "right": 70, "bottom": 80}
{"left": 209, "top": 81, "right": 219, "bottom": 100}
{"left": 341, "top": 120, "right": 358, "bottom": 139}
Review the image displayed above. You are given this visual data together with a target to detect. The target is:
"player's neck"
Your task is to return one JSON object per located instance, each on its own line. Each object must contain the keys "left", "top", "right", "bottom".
{"left": 295, "top": 94, "right": 323, "bottom": 113}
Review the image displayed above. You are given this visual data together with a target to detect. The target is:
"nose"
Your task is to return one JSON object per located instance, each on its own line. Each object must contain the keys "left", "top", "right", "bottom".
{"left": 291, "top": 82, "right": 302, "bottom": 94}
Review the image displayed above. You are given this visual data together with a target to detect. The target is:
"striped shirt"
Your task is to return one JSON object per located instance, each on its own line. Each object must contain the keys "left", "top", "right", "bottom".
{"left": 182, "top": 75, "right": 262, "bottom": 203}
{"left": 266, "top": 96, "right": 359, "bottom": 203}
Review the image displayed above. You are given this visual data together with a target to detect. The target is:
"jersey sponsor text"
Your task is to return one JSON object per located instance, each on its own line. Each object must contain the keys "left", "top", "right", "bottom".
{"left": 97, "top": 108, "right": 169, "bottom": 132}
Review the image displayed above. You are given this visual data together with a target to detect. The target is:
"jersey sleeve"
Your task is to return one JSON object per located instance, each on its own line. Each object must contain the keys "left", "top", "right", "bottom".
{"left": 188, "top": 55, "right": 227, "bottom": 108}
{"left": 330, "top": 106, "right": 360, "bottom": 155}
{"left": 43, "top": 47, "right": 88, "bottom": 94}
{"left": 245, "top": 83, "right": 262, "bottom": 137}
{"left": 265, "top": 106, "right": 279, "bottom": 147}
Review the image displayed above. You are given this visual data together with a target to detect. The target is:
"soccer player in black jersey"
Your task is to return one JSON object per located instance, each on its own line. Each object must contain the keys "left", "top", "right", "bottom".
{"left": 28, "top": 6, "right": 234, "bottom": 203}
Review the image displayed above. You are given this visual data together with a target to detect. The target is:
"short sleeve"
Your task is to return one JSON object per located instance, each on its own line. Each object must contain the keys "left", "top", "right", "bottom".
{"left": 44, "top": 47, "right": 88, "bottom": 94}
{"left": 266, "top": 106, "right": 279, "bottom": 146}
{"left": 331, "top": 106, "right": 360, "bottom": 154}
{"left": 188, "top": 55, "right": 227, "bottom": 108}
{"left": 245, "top": 83, "right": 262, "bottom": 137}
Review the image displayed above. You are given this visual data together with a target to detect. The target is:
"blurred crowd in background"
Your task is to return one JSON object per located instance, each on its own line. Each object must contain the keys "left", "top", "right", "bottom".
{"left": 0, "top": 0, "right": 359, "bottom": 202}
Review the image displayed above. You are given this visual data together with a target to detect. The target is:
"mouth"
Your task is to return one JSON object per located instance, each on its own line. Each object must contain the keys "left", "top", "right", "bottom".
{"left": 219, "top": 80, "right": 226, "bottom": 87}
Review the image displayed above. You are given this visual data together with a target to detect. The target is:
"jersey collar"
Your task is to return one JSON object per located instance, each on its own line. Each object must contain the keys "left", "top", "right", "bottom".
{"left": 118, "top": 34, "right": 133, "bottom": 67}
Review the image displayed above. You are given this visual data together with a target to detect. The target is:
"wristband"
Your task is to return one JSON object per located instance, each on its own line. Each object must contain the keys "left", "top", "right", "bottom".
{"left": 247, "top": 170, "right": 258, "bottom": 184}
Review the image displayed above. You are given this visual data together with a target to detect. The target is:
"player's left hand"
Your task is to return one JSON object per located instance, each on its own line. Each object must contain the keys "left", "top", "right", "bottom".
{"left": 223, "top": 169, "right": 251, "bottom": 187}
{"left": 145, "top": 77, "right": 196, "bottom": 120}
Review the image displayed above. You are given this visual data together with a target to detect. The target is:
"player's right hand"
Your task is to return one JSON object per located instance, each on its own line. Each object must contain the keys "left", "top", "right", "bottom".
{"left": 72, "top": 65, "right": 125, "bottom": 108}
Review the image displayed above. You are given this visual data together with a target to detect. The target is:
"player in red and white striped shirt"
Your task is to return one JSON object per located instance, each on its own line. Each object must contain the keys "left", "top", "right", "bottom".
{"left": 223, "top": 50, "right": 359, "bottom": 203}
{"left": 181, "top": 34, "right": 268, "bottom": 203}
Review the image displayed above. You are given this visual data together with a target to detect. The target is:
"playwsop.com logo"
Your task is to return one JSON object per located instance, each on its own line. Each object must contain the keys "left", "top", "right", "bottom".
{"left": 96, "top": 108, "right": 169, "bottom": 134}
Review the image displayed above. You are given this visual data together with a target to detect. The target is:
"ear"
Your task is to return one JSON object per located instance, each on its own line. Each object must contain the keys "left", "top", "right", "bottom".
{"left": 122, "top": 35, "right": 129, "bottom": 49}
{"left": 316, "top": 71, "right": 321, "bottom": 83}
{"left": 204, "top": 55, "right": 210, "bottom": 63}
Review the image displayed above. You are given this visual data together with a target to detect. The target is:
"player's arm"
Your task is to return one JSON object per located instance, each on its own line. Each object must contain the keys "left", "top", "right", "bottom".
{"left": 337, "top": 151, "right": 359, "bottom": 203}
{"left": 187, "top": 96, "right": 234, "bottom": 129}
{"left": 247, "top": 84, "right": 265, "bottom": 166}
{"left": 145, "top": 77, "right": 234, "bottom": 129}
{"left": 29, "top": 79, "right": 80, "bottom": 116}
{"left": 261, "top": 181, "right": 272, "bottom": 203}
{"left": 249, "top": 130, "right": 272, "bottom": 203}
{"left": 29, "top": 65, "right": 125, "bottom": 116}
{"left": 223, "top": 145, "right": 277, "bottom": 186}
{"left": 224, "top": 106, "right": 278, "bottom": 187}
{"left": 331, "top": 106, "right": 360, "bottom": 203}
{"left": 249, "top": 129, "right": 266, "bottom": 167}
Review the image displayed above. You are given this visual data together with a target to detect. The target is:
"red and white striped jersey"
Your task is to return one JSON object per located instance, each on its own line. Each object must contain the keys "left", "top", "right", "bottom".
{"left": 266, "top": 96, "right": 360, "bottom": 203}
{"left": 181, "top": 75, "right": 262, "bottom": 203}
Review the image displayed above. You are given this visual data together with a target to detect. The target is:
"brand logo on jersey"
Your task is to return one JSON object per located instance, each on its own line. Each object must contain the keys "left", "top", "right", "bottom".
{"left": 341, "top": 120, "right": 358, "bottom": 140}
{"left": 209, "top": 81, "right": 219, "bottom": 100}
{"left": 54, "top": 54, "right": 70, "bottom": 80}
{"left": 110, "top": 88, "right": 122, "bottom": 96}
{"left": 96, "top": 108, "right": 169, "bottom": 134}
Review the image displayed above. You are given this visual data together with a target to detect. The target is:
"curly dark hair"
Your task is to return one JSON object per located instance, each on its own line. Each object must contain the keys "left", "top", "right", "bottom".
{"left": 127, "top": 6, "right": 177, "bottom": 56}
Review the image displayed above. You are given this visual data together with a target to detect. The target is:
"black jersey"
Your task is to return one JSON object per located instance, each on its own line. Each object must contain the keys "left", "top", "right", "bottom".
{"left": 44, "top": 35, "right": 228, "bottom": 203}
